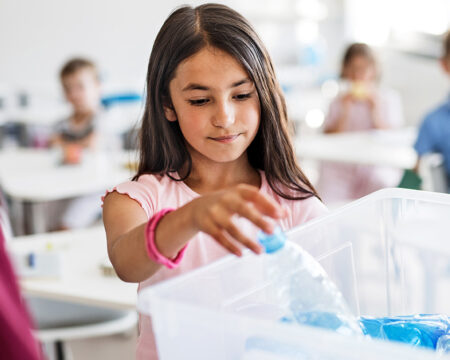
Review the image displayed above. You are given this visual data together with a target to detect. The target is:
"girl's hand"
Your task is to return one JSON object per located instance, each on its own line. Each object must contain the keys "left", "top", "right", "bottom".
{"left": 366, "top": 91, "right": 378, "bottom": 109}
{"left": 189, "top": 184, "right": 286, "bottom": 256}
{"left": 342, "top": 92, "right": 354, "bottom": 104}
{"left": 366, "top": 92, "right": 387, "bottom": 129}
{"left": 341, "top": 93, "right": 353, "bottom": 111}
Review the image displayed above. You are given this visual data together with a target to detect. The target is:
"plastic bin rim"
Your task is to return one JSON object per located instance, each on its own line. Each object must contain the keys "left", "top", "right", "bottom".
{"left": 322, "top": 188, "right": 450, "bottom": 218}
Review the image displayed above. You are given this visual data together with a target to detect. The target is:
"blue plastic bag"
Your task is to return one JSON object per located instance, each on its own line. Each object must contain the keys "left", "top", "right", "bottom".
{"left": 360, "top": 314, "right": 449, "bottom": 349}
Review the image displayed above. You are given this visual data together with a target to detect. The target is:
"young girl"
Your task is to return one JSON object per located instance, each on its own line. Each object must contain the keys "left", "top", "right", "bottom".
{"left": 102, "top": 4, "right": 327, "bottom": 359}
{"left": 317, "top": 43, "right": 404, "bottom": 203}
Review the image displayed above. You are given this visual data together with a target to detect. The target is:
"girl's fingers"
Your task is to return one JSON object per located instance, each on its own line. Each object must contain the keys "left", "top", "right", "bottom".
{"left": 235, "top": 184, "right": 285, "bottom": 219}
{"left": 238, "top": 203, "right": 275, "bottom": 234}
{"left": 202, "top": 216, "right": 242, "bottom": 256}
{"left": 211, "top": 205, "right": 262, "bottom": 254}
{"left": 213, "top": 231, "right": 242, "bottom": 257}
{"left": 211, "top": 208, "right": 262, "bottom": 254}
{"left": 196, "top": 185, "right": 288, "bottom": 256}
{"left": 222, "top": 193, "right": 275, "bottom": 233}
{"left": 224, "top": 220, "right": 262, "bottom": 254}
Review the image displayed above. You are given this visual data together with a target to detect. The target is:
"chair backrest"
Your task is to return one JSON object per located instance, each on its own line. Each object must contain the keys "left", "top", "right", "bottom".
{"left": 419, "top": 153, "right": 448, "bottom": 193}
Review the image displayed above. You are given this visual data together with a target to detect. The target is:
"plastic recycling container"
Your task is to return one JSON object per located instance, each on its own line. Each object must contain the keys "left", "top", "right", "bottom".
{"left": 138, "top": 188, "right": 450, "bottom": 359}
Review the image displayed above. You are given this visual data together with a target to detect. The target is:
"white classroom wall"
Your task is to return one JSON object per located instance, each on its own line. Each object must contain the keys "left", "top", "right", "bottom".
{"left": 0, "top": 0, "right": 195, "bottom": 98}
{"left": 0, "top": 0, "right": 448, "bottom": 125}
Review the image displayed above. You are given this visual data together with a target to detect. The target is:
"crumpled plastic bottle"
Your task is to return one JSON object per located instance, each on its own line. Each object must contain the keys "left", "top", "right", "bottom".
{"left": 359, "top": 314, "right": 450, "bottom": 349}
{"left": 258, "top": 227, "right": 362, "bottom": 336}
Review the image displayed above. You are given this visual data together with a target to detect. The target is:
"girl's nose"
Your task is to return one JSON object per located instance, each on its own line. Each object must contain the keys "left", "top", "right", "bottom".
{"left": 211, "top": 101, "right": 235, "bottom": 128}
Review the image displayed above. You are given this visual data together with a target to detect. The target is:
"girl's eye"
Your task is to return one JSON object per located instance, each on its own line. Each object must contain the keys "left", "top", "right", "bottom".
{"left": 188, "top": 98, "right": 209, "bottom": 106}
{"left": 234, "top": 93, "right": 252, "bottom": 101}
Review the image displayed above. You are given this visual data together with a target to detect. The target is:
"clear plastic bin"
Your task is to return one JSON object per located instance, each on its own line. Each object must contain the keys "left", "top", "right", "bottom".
{"left": 138, "top": 188, "right": 450, "bottom": 359}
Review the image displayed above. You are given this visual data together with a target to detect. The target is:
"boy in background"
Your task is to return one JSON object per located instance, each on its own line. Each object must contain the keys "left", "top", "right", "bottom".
{"left": 414, "top": 31, "right": 450, "bottom": 192}
{"left": 51, "top": 58, "right": 101, "bottom": 163}
{"left": 51, "top": 58, "right": 118, "bottom": 229}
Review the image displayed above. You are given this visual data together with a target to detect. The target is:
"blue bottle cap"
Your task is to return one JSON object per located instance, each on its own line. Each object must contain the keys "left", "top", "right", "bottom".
{"left": 258, "top": 226, "right": 286, "bottom": 254}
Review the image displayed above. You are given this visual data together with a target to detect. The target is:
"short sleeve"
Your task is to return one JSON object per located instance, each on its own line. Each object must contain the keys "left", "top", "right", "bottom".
{"left": 414, "top": 116, "right": 437, "bottom": 156}
{"left": 102, "top": 179, "right": 156, "bottom": 218}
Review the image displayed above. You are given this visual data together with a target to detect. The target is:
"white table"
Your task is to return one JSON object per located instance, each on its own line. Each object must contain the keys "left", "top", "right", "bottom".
{"left": 0, "top": 106, "right": 70, "bottom": 148}
{"left": 7, "top": 226, "right": 137, "bottom": 310}
{"left": 295, "top": 127, "right": 418, "bottom": 169}
{"left": 6, "top": 106, "right": 70, "bottom": 126}
{"left": 0, "top": 148, "right": 136, "bottom": 234}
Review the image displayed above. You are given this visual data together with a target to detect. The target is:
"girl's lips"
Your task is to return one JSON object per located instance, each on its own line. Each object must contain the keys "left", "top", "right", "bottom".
{"left": 209, "top": 134, "right": 240, "bottom": 143}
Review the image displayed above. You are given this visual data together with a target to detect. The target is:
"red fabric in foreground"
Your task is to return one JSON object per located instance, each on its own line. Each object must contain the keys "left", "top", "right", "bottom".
{"left": 0, "top": 226, "right": 41, "bottom": 360}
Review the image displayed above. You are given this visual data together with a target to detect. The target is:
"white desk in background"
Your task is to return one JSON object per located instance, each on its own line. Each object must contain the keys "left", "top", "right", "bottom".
{"left": 6, "top": 106, "right": 70, "bottom": 126}
{"left": 7, "top": 226, "right": 137, "bottom": 310}
{"left": 4, "top": 104, "right": 142, "bottom": 138}
{"left": 295, "top": 127, "right": 418, "bottom": 169}
{"left": 0, "top": 106, "right": 70, "bottom": 147}
{"left": 0, "top": 148, "right": 136, "bottom": 234}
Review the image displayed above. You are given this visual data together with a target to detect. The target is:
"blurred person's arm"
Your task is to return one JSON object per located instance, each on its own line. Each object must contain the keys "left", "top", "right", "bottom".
{"left": 413, "top": 159, "right": 420, "bottom": 173}
{"left": 77, "top": 132, "right": 98, "bottom": 150}
{"left": 324, "top": 95, "right": 351, "bottom": 134}
{"left": 49, "top": 119, "right": 66, "bottom": 147}
{"left": 49, "top": 133, "right": 64, "bottom": 147}
{"left": 413, "top": 114, "right": 436, "bottom": 173}
{"left": 367, "top": 93, "right": 388, "bottom": 129}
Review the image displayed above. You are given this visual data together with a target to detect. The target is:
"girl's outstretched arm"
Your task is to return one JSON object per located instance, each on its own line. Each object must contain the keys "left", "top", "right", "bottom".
{"left": 103, "top": 184, "right": 285, "bottom": 283}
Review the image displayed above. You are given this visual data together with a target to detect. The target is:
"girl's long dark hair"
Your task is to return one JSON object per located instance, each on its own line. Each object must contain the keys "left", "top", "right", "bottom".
{"left": 134, "top": 3, "right": 319, "bottom": 201}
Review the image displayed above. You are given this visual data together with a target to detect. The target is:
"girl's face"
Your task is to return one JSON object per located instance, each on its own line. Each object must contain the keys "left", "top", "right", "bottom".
{"left": 165, "top": 47, "right": 260, "bottom": 165}
{"left": 343, "top": 55, "right": 376, "bottom": 83}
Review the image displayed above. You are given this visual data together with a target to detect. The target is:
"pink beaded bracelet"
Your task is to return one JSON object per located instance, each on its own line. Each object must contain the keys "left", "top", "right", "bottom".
{"left": 145, "top": 208, "right": 188, "bottom": 269}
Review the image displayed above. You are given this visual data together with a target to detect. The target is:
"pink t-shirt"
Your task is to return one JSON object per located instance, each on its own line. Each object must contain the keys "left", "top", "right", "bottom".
{"left": 104, "top": 170, "right": 327, "bottom": 360}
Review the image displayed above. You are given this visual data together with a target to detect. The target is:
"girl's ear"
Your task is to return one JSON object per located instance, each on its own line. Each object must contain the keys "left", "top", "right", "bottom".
{"left": 164, "top": 103, "right": 177, "bottom": 122}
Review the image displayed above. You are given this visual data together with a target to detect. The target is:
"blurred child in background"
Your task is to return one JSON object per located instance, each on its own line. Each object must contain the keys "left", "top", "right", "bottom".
{"left": 51, "top": 58, "right": 102, "bottom": 163}
{"left": 317, "top": 43, "right": 404, "bottom": 204}
{"left": 414, "top": 30, "right": 450, "bottom": 192}
{"left": 50, "top": 58, "right": 120, "bottom": 230}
